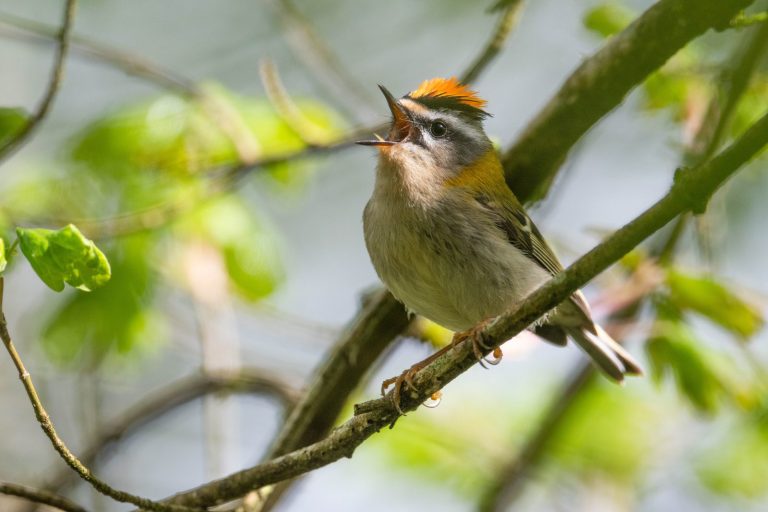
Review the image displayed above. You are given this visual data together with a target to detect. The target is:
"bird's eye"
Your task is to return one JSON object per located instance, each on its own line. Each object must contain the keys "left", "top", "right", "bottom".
{"left": 429, "top": 121, "right": 447, "bottom": 138}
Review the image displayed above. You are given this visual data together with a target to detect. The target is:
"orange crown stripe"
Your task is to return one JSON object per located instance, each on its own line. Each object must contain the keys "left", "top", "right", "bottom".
{"left": 408, "top": 77, "right": 486, "bottom": 109}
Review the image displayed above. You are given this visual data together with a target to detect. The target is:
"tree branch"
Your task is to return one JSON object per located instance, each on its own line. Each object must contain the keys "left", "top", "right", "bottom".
{"left": 0, "top": 11, "right": 196, "bottom": 95}
{"left": 151, "top": 106, "right": 768, "bottom": 510}
{"left": 482, "top": 20, "right": 768, "bottom": 509}
{"left": 0, "top": 482, "right": 88, "bottom": 512}
{"left": 0, "top": 0, "right": 77, "bottom": 165}
{"left": 0, "top": 279, "right": 207, "bottom": 512}
{"left": 460, "top": 0, "right": 525, "bottom": 84}
{"left": 35, "top": 369, "right": 298, "bottom": 496}
{"left": 502, "top": 0, "right": 754, "bottom": 203}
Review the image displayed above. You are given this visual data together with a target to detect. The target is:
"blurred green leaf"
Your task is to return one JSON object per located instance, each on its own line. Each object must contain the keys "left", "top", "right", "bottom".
{"left": 174, "top": 196, "right": 284, "bottom": 302}
{"left": 0, "top": 107, "right": 28, "bottom": 145}
{"left": 16, "top": 224, "right": 111, "bottom": 292}
{"left": 646, "top": 321, "right": 744, "bottom": 413}
{"left": 666, "top": 270, "right": 764, "bottom": 339}
{"left": 696, "top": 407, "right": 768, "bottom": 497}
{"left": 583, "top": 2, "right": 635, "bottom": 38}
{"left": 0, "top": 238, "right": 6, "bottom": 274}
{"left": 70, "top": 84, "right": 343, "bottom": 187}
{"left": 41, "top": 235, "right": 163, "bottom": 365}
{"left": 549, "top": 381, "right": 659, "bottom": 481}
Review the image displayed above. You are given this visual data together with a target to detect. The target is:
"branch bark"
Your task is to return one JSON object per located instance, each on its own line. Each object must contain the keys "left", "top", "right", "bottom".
{"left": 151, "top": 107, "right": 768, "bottom": 510}
{"left": 35, "top": 369, "right": 298, "bottom": 497}
{"left": 0, "top": 279, "right": 206, "bottom": 512}
{"left": 482, "top": 18, "right": 768, "bottom": 510}
{"left": 0, "top": 0, "right": 77, "bottom": 165}
{"left": 0, "top": 482, "right": 88, "bottom": 512}
{"left": 502, "top": 0, "right": 754, "bottom": 203}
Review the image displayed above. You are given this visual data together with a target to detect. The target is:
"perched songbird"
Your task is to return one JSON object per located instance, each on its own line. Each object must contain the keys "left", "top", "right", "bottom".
{"left": 357, "top": 77, "right": 642, "bottom": 401}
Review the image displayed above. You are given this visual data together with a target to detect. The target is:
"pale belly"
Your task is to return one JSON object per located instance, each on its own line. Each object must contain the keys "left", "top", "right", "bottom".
{"left": 363, "top": 199, "right": 550, "bottom": 332}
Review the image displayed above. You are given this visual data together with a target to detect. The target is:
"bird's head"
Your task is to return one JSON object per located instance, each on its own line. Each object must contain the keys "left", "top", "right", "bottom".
{"left": 357, "top": 77, "right": 494, "bottom": 183}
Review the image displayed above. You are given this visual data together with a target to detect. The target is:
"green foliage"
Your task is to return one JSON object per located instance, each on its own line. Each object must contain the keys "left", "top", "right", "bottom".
{"left": 583, "top": 2, "right": 634, "bottom": 38}
{"left": 0, "top": 238, "right": 6, "bottom": 274}
{"left": 173, "top": 196, "right": 284, "bottom": 302}
{"left": 646, "top": 320, "right": 744, "bottom": 413}
{"left": 41, "top": 235, "right": 162, "bottom": 365}
{"left": 696, "top": 405, "right": 768, "bottom": 497}
{"left": 0, "top": 107, "right": 27, "bottom": 145}
{"left": 16, "top": 224, "right": 111, "bottom": 292}
{"left": 70, "top": 84, "right": 343, "bottom": 188}
{"left": 548, "top": 381, "right": 659, "bottom": 481}
{"left": 666, "top": 270, "right": 763, "bottom": 340}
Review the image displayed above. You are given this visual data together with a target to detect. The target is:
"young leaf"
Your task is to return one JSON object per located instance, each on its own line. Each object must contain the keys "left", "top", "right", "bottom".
{"left": 16, "top": 224, "right": 111, "bottom": 292}
{"left": 666, "top": 270, "right": 764, "bottom": 340}
{"left": 0, "top": 107, "right": 28, "bottom": 145}
{"left": 583, "top": 2, "right": 635, "bottom": 38}
{"left": 646, "top": 320, "right": 743, "bottom": 413}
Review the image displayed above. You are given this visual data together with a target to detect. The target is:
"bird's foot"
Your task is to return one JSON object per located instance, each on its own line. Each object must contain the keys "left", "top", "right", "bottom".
{"left": 451, "top": 319, "right": 502, "bottom": 368}
{"left": 381, "top": 344, "right": 452, "bottom": 414}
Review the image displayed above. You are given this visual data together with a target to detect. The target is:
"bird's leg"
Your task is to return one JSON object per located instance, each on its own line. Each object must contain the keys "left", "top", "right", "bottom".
{"left": 451, "top": 319, "right": 503, "bottom": 366}
{"left": 381, "top": 343, "right": 454, "bottom": 414}
{"left": 381, "top": 320, "right": 502, "bottom": 414}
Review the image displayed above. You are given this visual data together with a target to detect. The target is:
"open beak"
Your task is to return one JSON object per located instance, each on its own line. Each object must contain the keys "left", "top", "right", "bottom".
{"left": 355, "top": 85, "right": 411, "bottom": 147}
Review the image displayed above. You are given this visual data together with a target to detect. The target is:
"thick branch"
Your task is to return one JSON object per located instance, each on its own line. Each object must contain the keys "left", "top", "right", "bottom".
{"left": 0, "top": 0, "right": 77, "bottom": 165}
{"left": 153, "top": 107, "right": 768, "bottom": 510}
{"left": 503, "top": 0, "right": 754, "bottom": 203}
{"left": 483, "top": 21, "right": 768, "bottom": 510}
{"left": 0, "top": 482, "right": 88, "bottom": 512}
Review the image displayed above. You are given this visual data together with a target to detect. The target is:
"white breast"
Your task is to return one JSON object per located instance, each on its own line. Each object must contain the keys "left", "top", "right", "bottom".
{"left": 363, "top": 189, "right": 550, "bottom": 332}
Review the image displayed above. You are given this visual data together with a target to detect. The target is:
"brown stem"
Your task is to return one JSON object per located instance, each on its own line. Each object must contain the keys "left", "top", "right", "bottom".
{"left": 0, "top": 482, "right": 88, "bottom": 512}
{"left": 503, "top": 0, "right": 755, "bottom": 204}
{"left": 0, "top": 0, "right": 77, "bottom": 165}
{"left": 0, "top": 278, "right": 206, "bottom": 512}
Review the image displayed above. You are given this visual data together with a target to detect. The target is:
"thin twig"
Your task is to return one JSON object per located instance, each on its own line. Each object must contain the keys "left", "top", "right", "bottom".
{"left": 0, "top": 0, "right": 77, "bottom": 165}
{"left": 0, "top": 482, "right": 88, "bottom": 512}
{"left": 151, "top": 109, "right": 768, "bottom": 510}
{"left": 0, "top": 278, "right": 207, "bottom": 512}
{"left": 264, "top": 0, "right": 378, "bottom": 124}
{"left": 0, "top": 11, "right": 196, "bottom": 95}
{"left": 460, "top": 0, "right": 525, "bottom": 84}
{"left": 259, "top": 58, "right": 335, "bottom": 146}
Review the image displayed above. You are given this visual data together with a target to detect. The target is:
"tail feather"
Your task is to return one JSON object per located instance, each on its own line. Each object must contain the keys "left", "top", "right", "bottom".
{"left": 565, "top": 325, "right": 643, "bottom": 382}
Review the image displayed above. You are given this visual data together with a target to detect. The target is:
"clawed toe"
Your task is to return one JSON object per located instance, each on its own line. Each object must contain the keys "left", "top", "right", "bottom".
{"left": 453, "top": 321, "right": 503, "bottom": 367}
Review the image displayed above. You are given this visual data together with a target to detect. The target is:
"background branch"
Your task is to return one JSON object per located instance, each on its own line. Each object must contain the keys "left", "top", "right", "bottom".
{"left": 0, "top": 278, "right": 207, "bottom": 512}
{"left": 0, "top": 482, "right": 88, "bottom": 512}
{"left": 502, "top": 0, "right": 754, "bottom": 203}
{"left": 482, "top": 18, "right": 768, "bottom": 510}
{"left": 34, "top": 369, "right": 298, "bottom": 498}
{"left": 0, "top": 0, "right": 77, "bottom": 165}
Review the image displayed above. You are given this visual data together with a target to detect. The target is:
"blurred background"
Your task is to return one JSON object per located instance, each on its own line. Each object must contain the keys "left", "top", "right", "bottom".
{"left": 1, "top": 0, "right": 767, "bottom": 511}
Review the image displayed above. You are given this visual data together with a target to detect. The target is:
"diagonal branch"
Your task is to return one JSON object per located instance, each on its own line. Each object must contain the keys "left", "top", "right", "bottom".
{"left": 0, "top": 482, "right": 88, "bottom": 512}
{"left": 153, "top": 107, "right": 768, "bottom": 510}
{"left": 482, "top": 18, "right": 768, "bottom": 510}
{"left": 502, "top": 0, "right": 754, "bottom": 203}
{"left": 0, "top": 0, "right": 77, "bottom": 166}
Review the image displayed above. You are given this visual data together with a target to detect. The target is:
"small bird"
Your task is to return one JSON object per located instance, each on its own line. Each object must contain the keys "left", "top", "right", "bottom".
{"left": 357, "top": 77, "right": 642, "bottom": 405}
